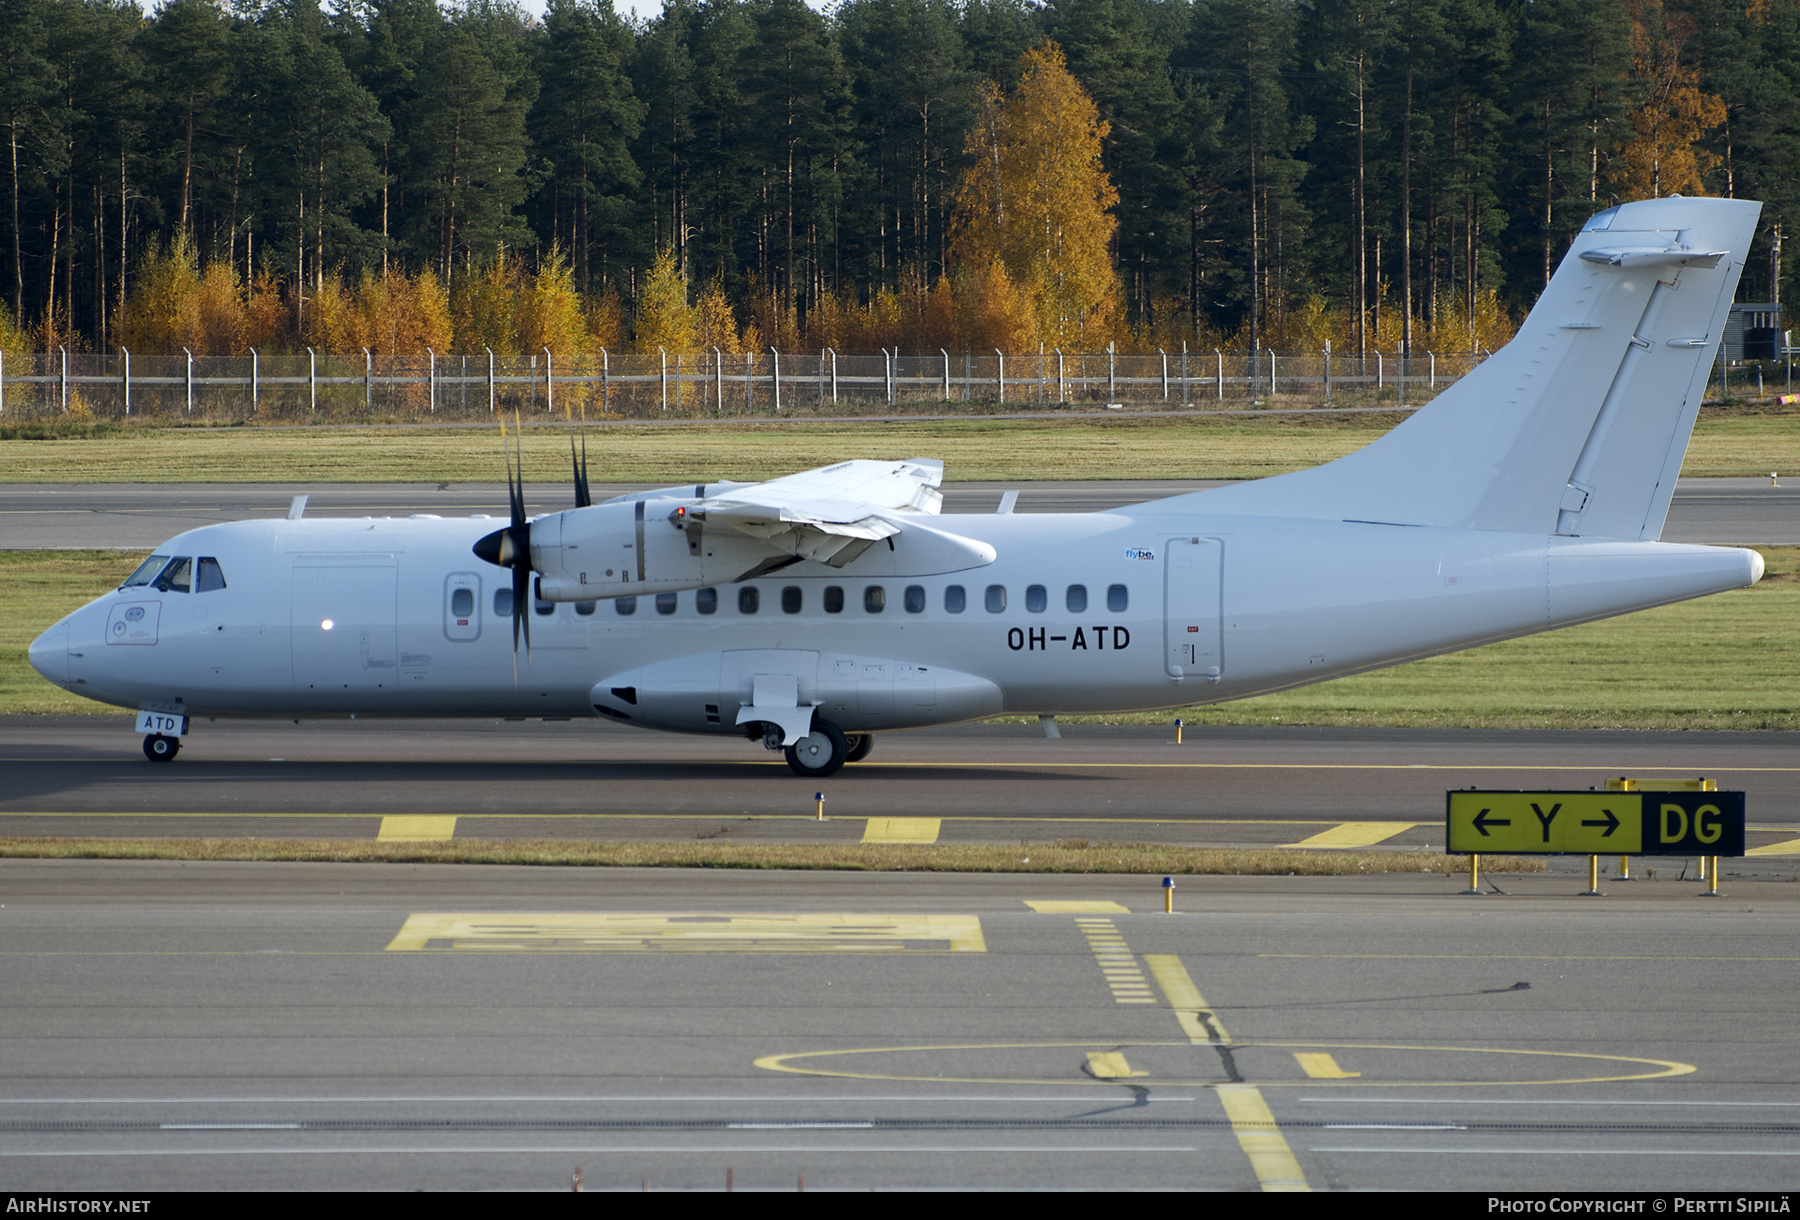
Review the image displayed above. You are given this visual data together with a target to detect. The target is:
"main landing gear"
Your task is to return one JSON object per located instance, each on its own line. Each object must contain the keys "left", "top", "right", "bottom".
{"left": 784, "top": 719, "right": 848, "bottom": 778}
{"left": 143, "top": 734, "right": 180, "bottom": 762}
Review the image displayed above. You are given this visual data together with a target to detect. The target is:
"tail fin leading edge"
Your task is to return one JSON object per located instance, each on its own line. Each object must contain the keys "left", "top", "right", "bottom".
{"left": 1191, "top": 196, "right": 1760, "bottom": 539}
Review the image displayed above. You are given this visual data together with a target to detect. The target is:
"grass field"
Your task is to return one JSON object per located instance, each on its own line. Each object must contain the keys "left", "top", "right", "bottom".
{"left": 8, "top": 546, "right": 1795, "bottom": 729}
{"left": 3, "top": 399, "right": 1799, "bottom": 483}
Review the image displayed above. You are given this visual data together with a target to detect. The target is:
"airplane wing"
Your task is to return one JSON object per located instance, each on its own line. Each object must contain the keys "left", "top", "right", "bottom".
{"left": 674, "top": 458, "right": 946, "bottom": 567}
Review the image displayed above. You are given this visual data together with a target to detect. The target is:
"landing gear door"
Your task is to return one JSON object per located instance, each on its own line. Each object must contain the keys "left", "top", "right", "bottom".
{"left": 1164, "top": 537, "right": 1222, "bottom": 680}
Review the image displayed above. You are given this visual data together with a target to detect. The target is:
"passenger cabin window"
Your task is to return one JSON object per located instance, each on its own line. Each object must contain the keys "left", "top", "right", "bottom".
{"left": 945, "top": 585, "right": 966, "bottom": 613}
{"left": 615, "top": 596, "right": 637, "bottom": 615}
{"left": 782, "top": 586, "right": 803, "bottom": 614}
{"left": 494, "top": 588, "right": 513, "bottom": 617}
{"left": 535, "top": 590, "right": 556, "bottom": 616}
{"left": 823, "top": 586, "right": 845, "bottom": 614}
{"left": 1108, "top": 584, "right": 1129, "bottom": 612}
{"left": 196, "top": 558, "right": 227, "bottom": 592}
{"left": 985, "top": 585, "right": 1006, "bottom": 613}
{"left": 1066, "top": 585, "right": 1088, "bottom": 613}
{"left": 904, "top": 585, "right": 925, "bottom": 614}
{"left": 656, "top": 592, "right": 678, "bottom": 615}
{"left": 1025, "top": 584, "right": 1047, "bottom": 613}
{"left": 122, "top": 554, "right": 171, "bottom": 588}
{"left": 575, "top": 601, "right": 596, "bottom": 616}
{"left": 696, "top": 588, "right": 718, "bottom": 615}
{"left": 739, "top": 587, "right": 759, "bottom": 614}
{"left": 451, "top": 588, "right": 475, "bottom": 618}
{"left": 863, "top": 586, "right": 886, "bottom": 613}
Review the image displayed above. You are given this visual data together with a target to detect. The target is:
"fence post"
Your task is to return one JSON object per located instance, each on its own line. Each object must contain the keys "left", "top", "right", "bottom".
{"left": 1398, "top": 348, "right": 1406, "bottom": 406}
{"left": 1377, "top": 351, "right": 1384, "bottom": 390}
{"left": 544, "top": 348, "right": 554, "bottom": 415}
{"left": 830, "top": 348, "right": 839, "bottom": 404}
{"left": 963, "top": 351, "right": 971, "bottom": 401}
{"left": 770, "top": 347, "right": 781, "bottom": 411}
{"left": 1037, "top": 344, "right": 1044, "bottom": 404}
{"left": 121, "top": 347, "right": 130, "bottom": 415}
{"left": 1181, "top": 341, "right": 1189, "bottom": 405}
{"left": 1429, "top": 350, "right": 1436, "bottom": 390}
{"left": 1160, "top": 348, "right": 1168, "bottom": 401}
{"left": 1215, "top": 349, "right": 1223, "bottom": 401}
{"left": 659, "top": 346, "right": 668, "bottom": 411}
{"left": 1107, "top": 343, "right": 1115, "bottom": 402}
{"left": 600, "top": 348, "right": 609, "bottom": 414}
{"left": 182, "top": 347, "right": 192, "bottom": 412}
{"left": 817, "top": 349, "right": 824, "bottom": 407}
{"left": 249, "top": 347, "right": 258, "bottom": 411}
{"left": 1056, "top": 348, "right": 1065, "bottom": 403}
{"left": 1269, "top": 348, "right": 1276, "bottom": 399}
{"left": 426, "top": 349, "right": 435, "bottom": 412}
{"left": 746, "top": 350, "right": 755, "bottom": 412}
{"left": 363, "top": 347, "right": 373, "bottom": 412}
{"left": 940, "top": 349, "right": 949, "bottom": 401}
{"left": 486, "top": 347, "right": 497, "bottom": 413}
{"left": 61, "top": 346, "right": 70, "bottom": 412}
{"left": 882, "top": 348, "right": 891, "bottom": 404}
{"left": 308, "top": 348, "right": 317, "bottom": 411}
{"left": 995, "top": 349, "right": 1004, "bottom": 404}
{"left": 1324, "top": 339, "right": 1331, "bottom": 405}
{"left": 714, "top": 346, "right": 723, "bottom": 413}
{"left": 0, "top": 348, "right": 5, "bottom": 414}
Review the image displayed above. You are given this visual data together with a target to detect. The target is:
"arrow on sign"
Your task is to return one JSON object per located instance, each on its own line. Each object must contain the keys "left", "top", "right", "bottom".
{"left": 1581, "top": 808, "right": 1621, "bottom": 837}
{"left": 1471, "top": 808, "right": 1512, "bottom": 836}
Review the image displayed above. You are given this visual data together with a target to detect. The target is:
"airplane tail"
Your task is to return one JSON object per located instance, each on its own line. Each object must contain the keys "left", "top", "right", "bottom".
{"left": 1190, "top": 196, "right": 1761, "bottom": 539}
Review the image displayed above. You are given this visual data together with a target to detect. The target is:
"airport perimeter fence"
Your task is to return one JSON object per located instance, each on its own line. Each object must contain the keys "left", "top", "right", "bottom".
{"left": 0, "top": 345, "right": 1505, "bottom": 423}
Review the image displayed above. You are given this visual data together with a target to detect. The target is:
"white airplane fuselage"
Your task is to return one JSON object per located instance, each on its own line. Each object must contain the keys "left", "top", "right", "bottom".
{"left": 29, "top": 505, "right": 1760, "bottom": 731}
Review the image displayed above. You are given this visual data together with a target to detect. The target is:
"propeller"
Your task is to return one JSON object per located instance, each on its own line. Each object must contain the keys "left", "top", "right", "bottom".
{"left": 569, "top": 396, "right": 592, "bottom": 509}
{"left": 472, "top": 409, "right": 533, "bottom": 660}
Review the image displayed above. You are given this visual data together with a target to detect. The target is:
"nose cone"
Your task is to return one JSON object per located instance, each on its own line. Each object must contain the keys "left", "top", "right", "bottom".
{"left": 28, "top": 619, "right": 68, "bottom": 687}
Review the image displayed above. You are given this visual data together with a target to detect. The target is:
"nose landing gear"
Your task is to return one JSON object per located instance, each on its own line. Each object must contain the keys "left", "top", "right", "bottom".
{"left": 143, "top": 734, "right": 181, "bottom": 762}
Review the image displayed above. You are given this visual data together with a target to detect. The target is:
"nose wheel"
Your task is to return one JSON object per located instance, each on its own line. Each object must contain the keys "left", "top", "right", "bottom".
{"left": 143, "top": 734, "right": 180, "bottom": 762}
{"left": 784, "top": 720, "right": 848, "bottom": 777}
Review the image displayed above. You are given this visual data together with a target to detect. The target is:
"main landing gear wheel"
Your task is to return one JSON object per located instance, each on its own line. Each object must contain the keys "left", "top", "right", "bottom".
{"left": 784, "top": 720, "right": 848, "bottom": 778}
{"left": 143, "top": 734, "right": 180, "bottom": 762}
{"left": 844, "top": 733, "right": 874, "bottom": 763}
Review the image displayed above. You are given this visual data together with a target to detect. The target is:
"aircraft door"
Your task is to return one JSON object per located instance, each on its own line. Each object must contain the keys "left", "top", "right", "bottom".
{"left": 292, "top": 555, "right": 400, "bottom": 692}
{"left": 1164, "top": 537, "right": 1222, "bottom": 680}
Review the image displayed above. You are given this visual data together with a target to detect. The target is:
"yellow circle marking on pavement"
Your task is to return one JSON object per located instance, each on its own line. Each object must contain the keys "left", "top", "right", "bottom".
{"left": 753, "top": 1040, "right": 1696, "bottom": 1088}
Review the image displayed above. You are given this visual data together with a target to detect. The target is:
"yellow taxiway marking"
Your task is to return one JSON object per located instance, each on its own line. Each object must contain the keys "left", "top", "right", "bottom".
{"left": 1085, "top": 1051, "right": 1148, "bottom": 1079}
{"left": 385, "top": 912, "right": 986, "bottom": 954}
{"left": 1144, "top": 954, "right": 1309, "bottom": 1191}
{"left": 1075, "top": 918, "right": 1157, "bottom": 1003}
{"left": 1217, "top": 1085, "right": 1310, "bottom": 1192}
{"left": 1285, "top": 821, "right": 1421, "bottom": 848}
{"left": 1294, "top": 1052, "right": 1360, "bottom": 1079}
{"left": 376, "top": 815, "right": 457, "bottom": 841}
{"left": 861, "top": 817, "right": 941, "bottom": 845}
{"left": 1144, "top": 954, "right": 1228, "bottom": 1044}
{"left": 1747, "top": 838, "right": 1800, "bottom": 857}
{"left": 1025, "top": 900, "right": 1129, "bottom": 913}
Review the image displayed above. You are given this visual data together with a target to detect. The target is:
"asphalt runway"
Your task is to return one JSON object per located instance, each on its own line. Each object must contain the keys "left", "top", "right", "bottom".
{"left": 5, "top": 718, "right": 1799, "bottom": 867}
{"left": 1, "top": 861, "right": 1795, "bottom": 1191}
{"left": 3, "top": 476, "right": 1797, "bottom": 548}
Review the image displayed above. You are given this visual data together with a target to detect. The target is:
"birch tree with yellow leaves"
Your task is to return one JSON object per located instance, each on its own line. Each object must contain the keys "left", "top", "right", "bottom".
{"left": 950, "top": 41, "right": 1120, "bottom": 347}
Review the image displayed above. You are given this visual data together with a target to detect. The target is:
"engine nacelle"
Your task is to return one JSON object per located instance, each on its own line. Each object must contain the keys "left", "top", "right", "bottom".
{"left": 529, "top": 498, "right": 776, "bottom": 601}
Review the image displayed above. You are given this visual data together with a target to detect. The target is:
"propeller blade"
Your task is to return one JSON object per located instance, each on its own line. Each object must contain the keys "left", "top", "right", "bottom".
{"left": 568, "top": 397, "right": 592, "bottom": 509}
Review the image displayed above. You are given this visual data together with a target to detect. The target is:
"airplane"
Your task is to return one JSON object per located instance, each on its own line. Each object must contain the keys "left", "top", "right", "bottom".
{"left": 28, "top": 195, "right": 1767, "bottom": 777}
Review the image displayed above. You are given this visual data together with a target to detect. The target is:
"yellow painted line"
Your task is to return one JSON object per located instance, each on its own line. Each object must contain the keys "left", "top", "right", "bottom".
{"left": 1294, "top": 1052, "right": 1360, "bottom": 1079}
{"left": 1024, "top": 900, "right": 1129, "bottom": 913}
{"left": 1747, "top": 838, "right": 1800, "bottom": 857}
{"left": 1143, "top": 954, "right": 1228, "bottom": 1044}
{"left": 1217, "top": 1085, "right": 1310, "bottom": 1192}
{"left": 861, "top": 817, "right": 941, "bottom": 844}
{"left": 1285, "top": 821, "right": 1421, "bottom": 848}
{"left": 384, "top": 912, "right": 986, "bottom": 953}
{"left": 1085, "top": 1051, "right": 1147, "bottom": 1079}
{"left": 376, "top": 815, "right": 457, "bottom": 841}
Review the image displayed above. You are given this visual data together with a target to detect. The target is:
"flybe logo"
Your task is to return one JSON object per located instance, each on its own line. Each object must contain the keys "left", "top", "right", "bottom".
{"left": 1124, "top": 548, "right": 1156, "bottom": 561}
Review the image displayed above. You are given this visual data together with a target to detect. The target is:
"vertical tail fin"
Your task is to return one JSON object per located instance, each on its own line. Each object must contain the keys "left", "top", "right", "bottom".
{"left": 1193, "top": 196, "right": 1761, "bottom": 538}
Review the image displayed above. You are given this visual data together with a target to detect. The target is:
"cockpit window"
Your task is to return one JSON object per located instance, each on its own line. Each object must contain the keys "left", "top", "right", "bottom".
{"left": 196, "top": 557, "right": 227, "bottom": 592}
{"left": 122, "top": 555, "right": 171, "bottom": 588}
{"left": 152, "top": 557, "right": 192, "bottom": 593}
